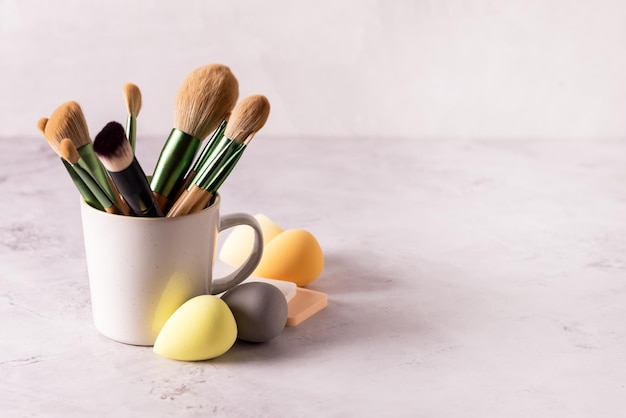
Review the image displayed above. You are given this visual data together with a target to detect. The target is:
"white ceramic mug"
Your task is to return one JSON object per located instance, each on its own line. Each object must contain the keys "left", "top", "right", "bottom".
{"left": 80, "top": 194, "right": 263, "bottom": 346}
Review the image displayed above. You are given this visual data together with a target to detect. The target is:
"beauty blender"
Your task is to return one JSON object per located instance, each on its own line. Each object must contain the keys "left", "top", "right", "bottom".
{"left": 153, "top": 295, "right": 237, "bottom": 361}
{"left": 220, "top": 213, "right": 284, "bottom": 267}
{"left": 252, "top": 229, "right": 324, "bottom": 287}
{"left": 221, "top": 282, "right": 288, "bottom": 343}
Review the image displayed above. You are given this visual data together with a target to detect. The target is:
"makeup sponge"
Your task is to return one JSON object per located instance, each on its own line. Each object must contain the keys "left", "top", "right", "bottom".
{"left": 153, "top": 295, "right": 237, "bottom": 361}
{"left": 220, "top": 213, "right": 284, "bottom": 267}
{"left": 252, "top": 229, "right": 324, "bottom": 287}
{"left": 221, "top": 282, "right": 288, "bottom": 343}
{"left": 220, "top": 214, "right": 324, "bottom": 287}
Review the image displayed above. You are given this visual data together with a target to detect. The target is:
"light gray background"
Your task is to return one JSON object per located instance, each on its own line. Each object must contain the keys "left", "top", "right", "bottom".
{"left": 2, "top": 0, "right": 626, "bottom": 140}
{"left": 3, "top": 2, "right": 626, "bottom": 417}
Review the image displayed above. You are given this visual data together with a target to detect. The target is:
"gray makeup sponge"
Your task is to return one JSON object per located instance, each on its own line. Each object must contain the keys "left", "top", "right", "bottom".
{"left": 221, "top": 282, "right": 288, "bottom": 343}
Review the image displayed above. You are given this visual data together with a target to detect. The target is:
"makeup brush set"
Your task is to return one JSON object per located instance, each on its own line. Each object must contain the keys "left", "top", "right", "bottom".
{"left": 37, "top": 63, "right": 270, "bottom": 217}
{"left": 36, "top": 63, "right": 328, "bottom": 357}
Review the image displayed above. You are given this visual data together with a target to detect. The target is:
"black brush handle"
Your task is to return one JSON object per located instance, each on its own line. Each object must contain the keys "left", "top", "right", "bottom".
{"left": 109, "top": 159, "right": 163, "bottom": 217}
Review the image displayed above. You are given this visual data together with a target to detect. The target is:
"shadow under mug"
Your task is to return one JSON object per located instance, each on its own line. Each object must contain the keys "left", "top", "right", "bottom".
{"left": 80, "top": 194, "right": 263, "bottom": 346}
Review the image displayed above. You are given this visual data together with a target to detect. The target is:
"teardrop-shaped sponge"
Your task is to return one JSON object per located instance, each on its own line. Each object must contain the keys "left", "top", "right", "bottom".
{"left": 252, "top": 229, "right": 324, "bottom": 287}
{"left": 220, "top": 213, "right": 284, "bottom": 267}
{"left": 153, "top": 295, "right": 237, "bottom": 361}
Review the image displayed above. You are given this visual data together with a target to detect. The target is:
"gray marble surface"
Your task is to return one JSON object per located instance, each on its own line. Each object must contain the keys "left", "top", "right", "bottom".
{"left": 1, "top": 135, "right": 626, "bottom": 417}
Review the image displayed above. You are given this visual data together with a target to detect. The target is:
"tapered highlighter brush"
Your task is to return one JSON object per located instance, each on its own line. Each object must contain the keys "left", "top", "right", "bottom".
{"left": 37, "top": 117, "right": 103, "bottom": 210}
{"left": 122, "top": 82, "right": 142, "bottom": 152}
{"left": 93, "top": 121, "right": 163, "bottom": 217}
{"left": 167, "top": 95, "right": 270, "bottom": 217}
{"left": 59, "top": 139, "right": 121, "bottom": 214}
{"left": 192, "top": 94, "right": 271, "bottom": 192}
{"left": 150, "top": 63, "right": 239, "bottom": 212}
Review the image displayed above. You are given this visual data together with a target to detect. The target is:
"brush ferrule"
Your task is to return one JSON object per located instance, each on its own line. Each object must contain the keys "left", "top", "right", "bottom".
{"left": 193, "top": 138, "right": 237, "bottom": 188}
{"left": 110, "top": 158, "right": 163, "bottom": 217}
{"left": 202, "top": 143, "right": 246, "bottom": 192}
{"left": 77, "top": 143, "right": 115, "bottom": 198}
{"left": 190, "top": 119, "right": 228, "bottom": 173}
{"left": 150, "top": 129, "right": 201, "bottom": 199}
{"left": 190, "top": 135, "right": 233, "bottom": 188}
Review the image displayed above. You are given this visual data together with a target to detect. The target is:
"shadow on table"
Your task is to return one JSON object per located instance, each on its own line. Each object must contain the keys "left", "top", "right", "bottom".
{"left": 212, "top": 248, "right": 431, "bottom": 365}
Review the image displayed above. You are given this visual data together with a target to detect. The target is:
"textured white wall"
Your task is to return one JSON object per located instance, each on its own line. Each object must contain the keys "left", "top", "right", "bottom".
{"left": 1, "top": 0, "right": 626, "bottom": 140}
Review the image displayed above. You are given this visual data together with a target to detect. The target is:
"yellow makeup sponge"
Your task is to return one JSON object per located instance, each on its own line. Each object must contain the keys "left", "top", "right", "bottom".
{"left": 153, "top": 295, "right": 237, "bottom": 361}
{"left": 220, "top": 213, "right": 284, "bottom": 267}
{"left": 252, "top": 229, "right": 324, "bottom": 287}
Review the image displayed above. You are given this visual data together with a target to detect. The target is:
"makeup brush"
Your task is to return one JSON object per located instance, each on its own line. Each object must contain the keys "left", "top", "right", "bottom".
{"left": 44, "top": 101, "right": 132, "bottom": 216}
{"left": 44, "top": 101, "right": 114, "bottom": 197}
{"left": 37, "top": 117, "right": 103, "bottom": 210}
{"left": 93, "top": 121, "right": 163, "bottom": 217}
{"left": 59, "top": 139, "right": 120, "bottom": 214}
{"left": 166, "top": 145, "right": 245, "bottom": 216}
{"left": 192, "top": 94, "right": 271, "bottom": 191}
{"left": 150, "top": 63, "right": 239, "bottom": 212}
{"left": 122, "top": 82, "right": 142, "bottom": 152}
{"left": 167, "top": 95, "right": 270, "bottom": 217}
{"left": 221, "top": 94, "right": 271, "bottom": 145}
{"left": 170, "top": 118, "right": 229, "bottom": 201}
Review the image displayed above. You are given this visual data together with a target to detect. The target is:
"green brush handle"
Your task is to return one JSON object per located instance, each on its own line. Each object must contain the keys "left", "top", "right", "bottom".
{"left": 190, "top": 119, "right": 227, "bottom": 174}
{"left": 77, "top": 143, "right": 114, "bottom": 198}
{"left": 190, "top": 135, "right": 233, "bottom": 188}
{"left": 126, "top": 114, "right": 137, "bottom": 152}
{"left": 61, "top": 159, "right": 103, "bottom": 210}
{"left": 150, "top": 128, "right": 201, "bottom": 199}
{"left": 202, "top": 144, "right": 246, "bottom": 192}
{"left": 72, "top": 164, "right": 115, "bottom": 210}
{"left": 192, "top": 139, "right": 240, "bottom": 189}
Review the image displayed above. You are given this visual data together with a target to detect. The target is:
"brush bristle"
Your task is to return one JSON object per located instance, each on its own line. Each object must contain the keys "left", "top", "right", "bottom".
{"left": 44, "top": 135, "right": 60, "bottom": 155}
{"left": 37, "top": 117, "right": 48, "bottom": 135}
{"left": 123, "top": 82, "right": 142, "bottom": 116}
{"left": 174, "top": 64, "right": 239, "bottom": 140}
{"left": 224, "top": 95, "right": 271, "bottom": 143}
{"left": 44, "top": 101, "right": 91, "bottom": 148}
{"left": 93, "top": 121, "right": 134, "bottom": 172}
{"left": 38, "top": 117, "right": 60, "bottom": 154}
{"left": 59, "top": 138, "right": 80, "bottom": 165}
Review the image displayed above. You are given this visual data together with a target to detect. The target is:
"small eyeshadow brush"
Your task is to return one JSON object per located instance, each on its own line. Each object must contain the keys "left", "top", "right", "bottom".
{"left": 93, "top": 121, "right": 163, "bottom": 217}
{"left": 122, "top": 82, "right": 142, "bottom": 152}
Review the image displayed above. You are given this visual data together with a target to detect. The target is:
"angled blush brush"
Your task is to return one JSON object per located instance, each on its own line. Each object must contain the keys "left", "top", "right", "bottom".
{"left": 44, "top": 101, "right": 132, "bottom": 216}
{"left": 44, "top": 101, "right": 114, "bottom": 198}
{"left": 122, "top": 82, "right": 142, "bottom": 152}
{"left": 93, "top": 121, "right": 163, "bottom": 217}
{"left": 37, "top": 117, "right": 103, "bottom": 210}
{"left": 167, "top": 95, "right": 270, "bottom": 217}
{"left": 150, "top": 63, "right": 239, "bottom": 212}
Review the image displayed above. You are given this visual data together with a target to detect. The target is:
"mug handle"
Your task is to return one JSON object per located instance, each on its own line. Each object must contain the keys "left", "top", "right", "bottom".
{"left": 209, "top": 213, "right": 264, "bottom": 294}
